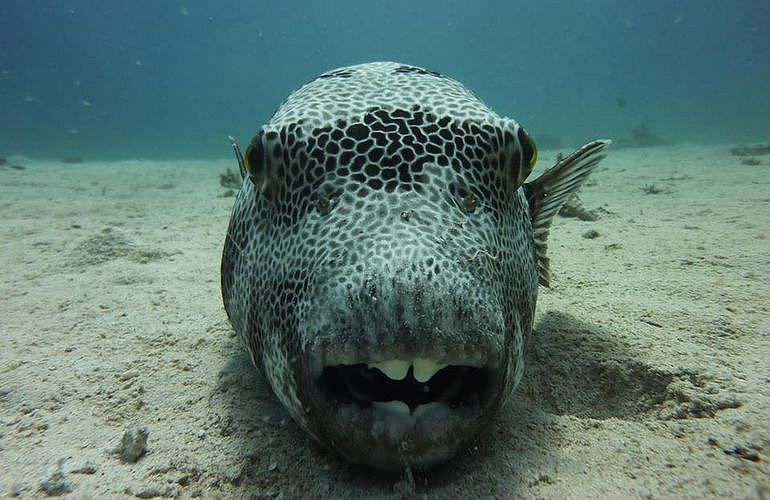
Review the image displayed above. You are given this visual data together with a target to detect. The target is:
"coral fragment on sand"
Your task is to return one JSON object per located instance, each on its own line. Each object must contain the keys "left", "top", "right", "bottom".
{"left": 111, "top": 427, "right": 149, "bottom": 463}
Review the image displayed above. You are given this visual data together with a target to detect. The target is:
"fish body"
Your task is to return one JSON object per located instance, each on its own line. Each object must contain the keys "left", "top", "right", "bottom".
{"left": 221, "top": 62, "right": 609, "bottom": 469}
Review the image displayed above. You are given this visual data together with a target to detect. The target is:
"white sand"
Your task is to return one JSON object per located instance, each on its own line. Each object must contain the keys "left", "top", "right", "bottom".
{"left": 1, "top": 144, "right": 768, "bottom": 498}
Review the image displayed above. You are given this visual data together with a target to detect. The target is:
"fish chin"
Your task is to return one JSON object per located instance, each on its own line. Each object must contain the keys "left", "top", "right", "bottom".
{"left": 324, "top": 398, "right": 498, "bottom": 469}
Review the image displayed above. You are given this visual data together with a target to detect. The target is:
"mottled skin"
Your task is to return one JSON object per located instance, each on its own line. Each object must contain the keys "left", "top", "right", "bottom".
{"left": 221, "top": 62, "right": 608, "bottom": 469}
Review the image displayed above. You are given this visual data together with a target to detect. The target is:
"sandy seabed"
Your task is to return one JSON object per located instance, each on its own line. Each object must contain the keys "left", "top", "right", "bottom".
{"left": 1, "top": 144, "right": 768, "bottom": 498}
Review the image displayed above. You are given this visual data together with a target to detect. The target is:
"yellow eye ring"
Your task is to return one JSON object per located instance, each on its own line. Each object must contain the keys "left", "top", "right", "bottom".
{"left": 243, "top": 144, "right": 255, "bottom": 176}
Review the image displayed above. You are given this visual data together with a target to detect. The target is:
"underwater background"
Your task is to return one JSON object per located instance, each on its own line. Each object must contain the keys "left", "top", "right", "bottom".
{"left": 2, "top": 2, "right": 770, "bottom": 497}
{"left": 1, "top": 0, "right": 769, "bottom": 161}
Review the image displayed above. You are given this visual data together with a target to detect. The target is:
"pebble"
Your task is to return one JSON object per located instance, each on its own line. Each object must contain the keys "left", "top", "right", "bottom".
{"left": 117, "top": 369, "right": 140, "bottom": 381}
{"left": 38, "top": 458, "right": 72, "bottom": 496}
{"left": 111, "top": 427, "right": 149, "bottom": 463}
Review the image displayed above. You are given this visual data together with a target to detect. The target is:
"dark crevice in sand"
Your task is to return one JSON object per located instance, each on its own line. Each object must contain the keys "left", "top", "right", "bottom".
{"left": 522, "top": 311, "right": 742, "bottom": 421}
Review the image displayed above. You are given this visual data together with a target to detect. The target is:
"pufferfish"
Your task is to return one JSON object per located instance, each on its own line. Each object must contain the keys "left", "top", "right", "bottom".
{"left": 221, "top": 62, "right": 610, "bottom": 469}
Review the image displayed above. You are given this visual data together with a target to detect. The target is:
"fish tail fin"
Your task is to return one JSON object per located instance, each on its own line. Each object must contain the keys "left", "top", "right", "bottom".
{"left": 523, "top": 140, "right": 611, "bottom": 287}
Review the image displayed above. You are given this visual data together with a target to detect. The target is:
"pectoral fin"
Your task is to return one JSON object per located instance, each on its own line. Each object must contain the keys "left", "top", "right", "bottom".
{"left": 523, "top": 140, "right": 611, "bottom": 287}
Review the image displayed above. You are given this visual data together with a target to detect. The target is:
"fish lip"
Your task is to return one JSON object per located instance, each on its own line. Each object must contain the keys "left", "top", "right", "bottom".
{"left": 300, "top": 274, "right": 508, "bottom": 378}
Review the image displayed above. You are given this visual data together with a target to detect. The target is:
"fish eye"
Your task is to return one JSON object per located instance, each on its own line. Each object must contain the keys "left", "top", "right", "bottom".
{"left": 244, "top": 133, "right": 266, "bottom": 181}
{"left": 517, "top": 127, "right": 537, "bottom": 167}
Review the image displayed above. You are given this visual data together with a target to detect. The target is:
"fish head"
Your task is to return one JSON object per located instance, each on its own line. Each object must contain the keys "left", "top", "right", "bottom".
{"left": 229, "top": 105, "right": 540, "bottom": 469}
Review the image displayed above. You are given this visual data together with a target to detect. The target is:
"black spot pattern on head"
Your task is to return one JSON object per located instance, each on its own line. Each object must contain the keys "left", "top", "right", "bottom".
{"left": 250, "top": 104, "right": 527, "bottom": 219}
{"left": 319, "top": 69, "right": 355, "bottom": 79}
{"left": 393, "top": 65, "right": 443, "bottom": 78}
{"left": 346, "top": 123, "right": 369, "bottom": 141}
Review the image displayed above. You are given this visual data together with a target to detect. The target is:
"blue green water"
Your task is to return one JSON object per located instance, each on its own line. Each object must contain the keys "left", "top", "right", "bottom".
{"left": 1, "top": 0, "right": 768, "bottom": 160}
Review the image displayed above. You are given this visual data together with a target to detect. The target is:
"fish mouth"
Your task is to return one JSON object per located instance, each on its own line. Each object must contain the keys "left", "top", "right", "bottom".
{"left": 299, "top": 276, "right": 509, "bottom": 469}
{"left": 320, "top": 361, "right": 491, "bottom": 413}
{"left": 311, "top": 356, "right": 501, "bottom": 469}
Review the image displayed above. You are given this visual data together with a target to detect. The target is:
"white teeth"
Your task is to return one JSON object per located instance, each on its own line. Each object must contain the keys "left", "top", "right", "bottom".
{"left": 371, "top": 359, "right": 410, "bottom": 380}
{"left": 369, "top": 358, "right": 448, "bottom": 382}
{"left": 413, "top": 358, "right": 447, "bottom": 382}
{"left": 372, "top": 401, "right": 410, "bottom": 416}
